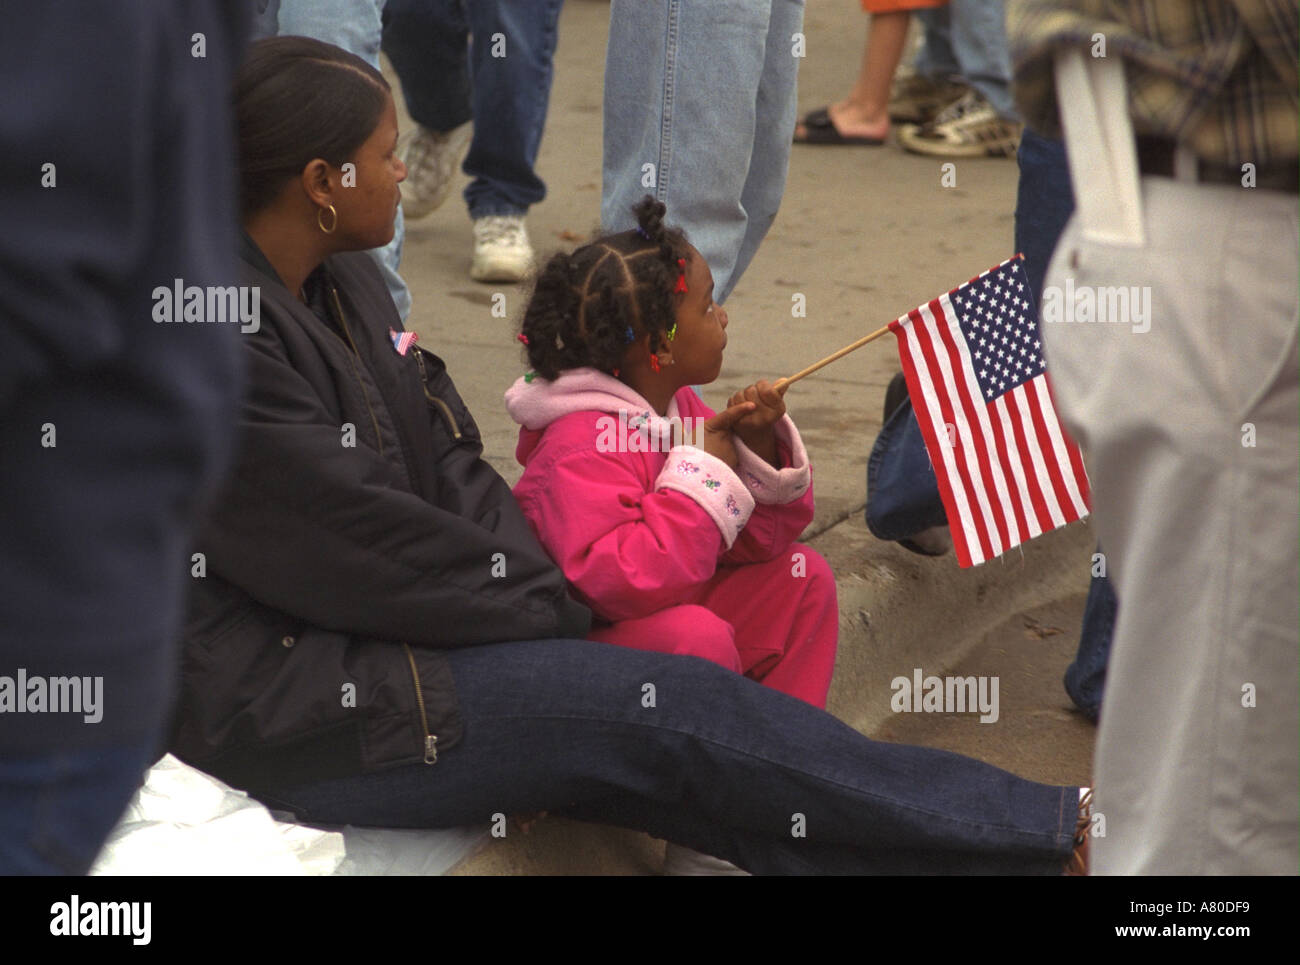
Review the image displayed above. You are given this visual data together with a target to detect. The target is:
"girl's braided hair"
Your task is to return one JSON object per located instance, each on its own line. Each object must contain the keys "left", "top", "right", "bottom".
{"left": 520, "top": 196, "right": 690, "bottom": 380}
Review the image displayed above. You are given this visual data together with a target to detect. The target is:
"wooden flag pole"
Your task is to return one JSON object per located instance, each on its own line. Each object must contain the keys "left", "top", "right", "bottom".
{"left": 773, "top": 322, "right": 893, "bottom": 392}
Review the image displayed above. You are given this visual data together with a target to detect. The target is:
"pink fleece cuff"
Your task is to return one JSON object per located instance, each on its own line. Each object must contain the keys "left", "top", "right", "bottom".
{"left": 733, "top": 415, "right": 811, "bottom": 505}
{"left": 655, "top": 446, "right": 755, "bottom": 549}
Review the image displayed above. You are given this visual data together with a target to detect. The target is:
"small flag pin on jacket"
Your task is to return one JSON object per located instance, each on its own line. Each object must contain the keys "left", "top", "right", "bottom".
{"left": 389, "top": 328, "right": 418, "bottom": 356}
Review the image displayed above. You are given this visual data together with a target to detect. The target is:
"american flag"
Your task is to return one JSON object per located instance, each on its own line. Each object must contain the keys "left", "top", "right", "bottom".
{"left": 889, "top": 254, "right": 1091, "bottom": 568}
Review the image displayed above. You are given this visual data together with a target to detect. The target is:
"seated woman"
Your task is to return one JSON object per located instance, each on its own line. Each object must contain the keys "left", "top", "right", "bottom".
{"left": 170, "top": 35, "right": 1088, "bottom": 874}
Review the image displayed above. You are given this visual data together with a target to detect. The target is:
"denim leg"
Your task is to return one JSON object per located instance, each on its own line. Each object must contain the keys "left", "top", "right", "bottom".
{"left": 276, "top": 0, "right": 384, "bottom": 71}
{"left": 865, "top": 398, "right": 947, "bottom": 542}
{"left": 276, "top": 0, "right": 412, "bottom": 320}
{"left": 254, "top": 639, "right": 1076, "bottom": 874}
{"left": 251, "top": 0, "right": 280, "bottom": 39}
{"left": 603, "top": 0, "right": 792, "bottom": 304}
{"left": 1064, "top": 565, "right": 1116, "bottom": 722}
{"left": 912, "top": 5, "right": 958, "bottom": 78}
{"left": 458, "top": 0, "right": 564, "bottom": 219}
{"left": 946, "top": 0, "right": 1017, "bottom": 119}
{"left": 0, "top": 745, "right": 157, "bottom": 874}
{"left": 1013, "top": 127, "right": 1114, "bottom": 720}
{"left": 1014, "top": 128, "right": 1074, "bottom": 303}
{"left": 730, "top": 0, "right": 804, "bottom": 304}
{"left": 380, "top": 0, "right": 473, "bottom": 133}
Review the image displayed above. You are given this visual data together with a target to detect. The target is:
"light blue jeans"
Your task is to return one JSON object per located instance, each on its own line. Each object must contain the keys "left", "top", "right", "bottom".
{"left": 914, "top": 0, "right": 1017, "bottom": 121}
{"left": 254, "top": 0, "right": 412, "bottom": 321}
{"left": 382, "top": 0, "right": 564, "bottom": 220}
{"left": 601, "top": 0, "right": 805, "bottom": 305}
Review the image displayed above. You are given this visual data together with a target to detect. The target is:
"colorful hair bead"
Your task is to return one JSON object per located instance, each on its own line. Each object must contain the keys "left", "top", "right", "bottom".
{"left": 673, "top": 258, "right": 688, "bottom": 294}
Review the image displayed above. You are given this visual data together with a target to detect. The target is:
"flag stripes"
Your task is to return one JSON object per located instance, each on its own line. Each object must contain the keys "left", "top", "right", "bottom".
{"left": 888, "top": 255, "right": 1091, "bottom": 567}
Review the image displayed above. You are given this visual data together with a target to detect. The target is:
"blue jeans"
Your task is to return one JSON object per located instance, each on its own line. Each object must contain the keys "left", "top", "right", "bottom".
{"left": 2, "top": 0, "right": 245, "bottom": 873}
{"left": 252, "top": 638, "right": 1076, "bottom": 873}
{"left": 0, "top": 745, "right": 157, "bottom": 874}
{"left": 601, "top": 0, "right": 804, "bottom": 304}
{"left": 1014, "top": 127, "right": 1114, "bottom": 720}
{"left": 1065, "top": 568, "right": 1115, "bottom": 722}
{"left": 865, "top": 127, "right": 1114, "bottom": 720}
{"left": 382, "top": 0, "right": 564, "bottom": 219}
{"left": 256, "top": 0, "right": 412, "bottom": 321}
{"left": 913, "top": 0, "right": 1017, "bottom": 120}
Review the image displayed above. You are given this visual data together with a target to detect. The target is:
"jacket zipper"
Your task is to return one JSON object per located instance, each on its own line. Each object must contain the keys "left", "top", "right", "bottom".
{"left": 403, "top": 643, "right": 438, "bottom": 764}
{"left": 328, "top": 284, "right": 387, "bottom": 457}
{"left": 412, "top": 348, "right": 463, "bottom": 440}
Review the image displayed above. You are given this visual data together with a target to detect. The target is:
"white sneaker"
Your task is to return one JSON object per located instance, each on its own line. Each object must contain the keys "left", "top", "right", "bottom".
{"left": 470, "top": 215, "right": 534, "bottom": 283}
{"left": 662, "top": 842, "right": 750, "bottom": 876}
{"left": 896, "top": 90, "right": 1022, "bottom": 158}
{"left": 398, "top": 122, "right": 472, "bottom": 220}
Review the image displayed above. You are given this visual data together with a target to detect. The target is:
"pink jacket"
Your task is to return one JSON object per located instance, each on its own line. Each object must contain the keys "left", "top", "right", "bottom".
{"left": 505, "top": 368, "right": 814, "bottom": 623}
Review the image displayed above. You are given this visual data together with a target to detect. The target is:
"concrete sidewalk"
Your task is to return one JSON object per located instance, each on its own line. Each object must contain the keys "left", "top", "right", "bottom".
{"left": 389, "top": 0, "right": 1095, "bottom": 873}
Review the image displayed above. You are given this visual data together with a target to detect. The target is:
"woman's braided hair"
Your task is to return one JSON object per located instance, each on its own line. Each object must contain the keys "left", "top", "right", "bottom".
{"left": 520, "top": 196, "right": 690, "bottom": 380}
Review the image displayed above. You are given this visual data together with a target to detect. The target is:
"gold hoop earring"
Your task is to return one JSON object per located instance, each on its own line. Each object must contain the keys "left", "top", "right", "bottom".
{"left": 317, "top": 204, "right": 338, "bottom": 234}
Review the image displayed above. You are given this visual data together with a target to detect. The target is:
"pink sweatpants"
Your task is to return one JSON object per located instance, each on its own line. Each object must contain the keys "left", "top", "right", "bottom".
{"left": 586, "top": 544, "right": 839, "bottom": 707}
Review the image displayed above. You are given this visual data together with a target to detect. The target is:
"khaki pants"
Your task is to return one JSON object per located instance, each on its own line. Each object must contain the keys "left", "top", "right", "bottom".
{"left": 1044, "top": 176, "right": 1299, "bottom": 873}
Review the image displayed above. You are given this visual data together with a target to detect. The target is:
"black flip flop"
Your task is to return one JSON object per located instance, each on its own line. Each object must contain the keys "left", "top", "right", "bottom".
{"left": 794, "top": 107, "right": 886, "bottom": 146}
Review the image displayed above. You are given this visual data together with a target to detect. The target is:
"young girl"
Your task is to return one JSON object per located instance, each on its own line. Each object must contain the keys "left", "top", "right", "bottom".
{"left": 505, "top": 198, "right": 838, "bottom": 708}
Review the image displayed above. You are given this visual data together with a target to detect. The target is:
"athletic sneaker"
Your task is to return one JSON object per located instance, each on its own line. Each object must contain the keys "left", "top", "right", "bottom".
{"left": 888, "top": 73, "right": 970, "bottom": 125}
{"left": 398, "top": 122, "right": 472, "bottom": 220}
{"left": 470, "top": 215, "right": 534, "bottom": 283}
{"left": 896, "top": 90, "right": 1022, "bottom": 158}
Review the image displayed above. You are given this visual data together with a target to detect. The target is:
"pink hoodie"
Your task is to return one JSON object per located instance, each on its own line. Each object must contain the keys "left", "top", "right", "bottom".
{"left": 505, "top": 367, "right": 814, "bottom": 624}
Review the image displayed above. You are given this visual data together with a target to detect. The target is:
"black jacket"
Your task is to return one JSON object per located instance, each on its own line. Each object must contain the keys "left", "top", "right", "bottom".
{"left": 169, "top": 236, "right": 591, "bottom": 792}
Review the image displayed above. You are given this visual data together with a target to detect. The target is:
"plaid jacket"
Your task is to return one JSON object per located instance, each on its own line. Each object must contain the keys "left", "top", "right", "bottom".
{"left": 1008, "top": 0, "right": 1299, "bottom": 165}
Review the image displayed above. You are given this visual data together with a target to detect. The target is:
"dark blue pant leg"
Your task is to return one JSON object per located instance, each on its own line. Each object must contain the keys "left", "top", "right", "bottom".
{"left": 1014, "top": 127, "right": 1116, "bottom": 720}
{"left": 459, "top": 0, "right": 563, "bottom": 217}
{"left": 0, "top": 2, "right": 245, "bottom": 872}
{"left": 381, "top": 0, "right": 474, "bottom": 133}
{"left": 252, "top": 639, "right": 1077, "bottom": 874}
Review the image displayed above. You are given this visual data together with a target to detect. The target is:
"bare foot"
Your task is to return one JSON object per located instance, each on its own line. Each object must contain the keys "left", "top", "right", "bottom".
{"left": 795, "top": 99, "right": 890, "bottom": 142}
{"left": 827, "top": 99, "right": 890, "bottom": 140}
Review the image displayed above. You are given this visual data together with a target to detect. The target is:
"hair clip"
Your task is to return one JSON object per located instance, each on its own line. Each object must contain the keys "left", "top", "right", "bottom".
{"left": 673, "top": 258, "right": 688, "bottom": 295}
{"left": 649, "top": 353, "right": 661, "bottom": 374}
{"left": 624, "top": 326, "right": 635, "bottom": 343}
{"left": 635, "top": 225, "right": 651, "bottom": 240}
{"left": 612, "top": 367, "right": 620, "bottom": 378}
{"left": 517, "top": 333, "right": 529, "bottom": 345}
{"left": 665, "top": 322, "right": 677, "bottom": 341}
{"left": 524, "top": 371, "right": 536, "bottom": 383}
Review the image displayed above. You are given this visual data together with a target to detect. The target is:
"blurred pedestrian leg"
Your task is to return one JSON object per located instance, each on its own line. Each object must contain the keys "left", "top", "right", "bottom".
{"left": 0, "top": 1, "right": 247, "bottom": 874}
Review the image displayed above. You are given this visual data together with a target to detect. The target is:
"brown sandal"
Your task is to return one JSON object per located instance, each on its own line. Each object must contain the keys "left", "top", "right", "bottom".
{"left": 1065, "top": 788, "right": 1093, "bottom": 875}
